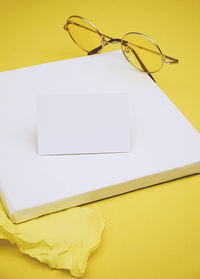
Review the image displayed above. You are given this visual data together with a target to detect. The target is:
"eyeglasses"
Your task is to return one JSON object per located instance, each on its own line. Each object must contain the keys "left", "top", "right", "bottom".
{"left": 64, "top": 15, "right": 178, "bottom": 81}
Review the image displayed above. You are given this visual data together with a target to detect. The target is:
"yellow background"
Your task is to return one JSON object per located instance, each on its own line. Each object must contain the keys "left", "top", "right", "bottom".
{"left": 0, "top": 0, "right": 200, "bottom": 278}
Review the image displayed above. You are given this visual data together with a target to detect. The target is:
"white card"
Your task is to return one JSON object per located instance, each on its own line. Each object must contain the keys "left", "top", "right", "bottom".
{"left": 37, "top": 94, "right": 131, "bottom": 155}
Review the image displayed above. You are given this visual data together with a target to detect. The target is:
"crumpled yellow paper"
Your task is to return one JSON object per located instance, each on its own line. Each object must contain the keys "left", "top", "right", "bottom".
{"left": 0, "top": 201, "right": 105, "bottom": 277}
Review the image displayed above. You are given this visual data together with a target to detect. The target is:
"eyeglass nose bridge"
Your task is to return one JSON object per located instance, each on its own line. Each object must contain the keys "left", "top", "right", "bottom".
{"left": 101, "top": 36, "right": 108, "bottom": 47}
{"left": 101, "top": 36, "right": 121, "bottom": 47}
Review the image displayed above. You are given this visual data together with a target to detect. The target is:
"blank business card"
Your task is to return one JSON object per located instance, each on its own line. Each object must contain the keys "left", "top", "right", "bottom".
{"left": 36, "top": 94, "right": 131, "bottom": 155}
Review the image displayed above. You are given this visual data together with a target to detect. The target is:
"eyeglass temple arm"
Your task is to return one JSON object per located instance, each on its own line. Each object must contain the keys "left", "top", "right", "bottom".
{"left": 162, "top": 54, "right": 179, "bottom": 64}
{"left": 87, "top": 37, "right": 155, "bottom": 81}
{"left": 127, "top": 47, "right": 156, "bottom": 82}
{"left": 88, "top": 40, "right": 155, "bottom": 82}
{"left": 129, "top": 42, "right": 178, "bottom": 64}
{"left": 64, "top": 21, "right": 112, "bottom": 39}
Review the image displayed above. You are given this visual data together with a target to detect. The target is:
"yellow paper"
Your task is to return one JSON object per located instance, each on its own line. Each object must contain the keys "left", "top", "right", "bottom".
{"left": 0, "top": 201, "right": 105, "bottom": 277}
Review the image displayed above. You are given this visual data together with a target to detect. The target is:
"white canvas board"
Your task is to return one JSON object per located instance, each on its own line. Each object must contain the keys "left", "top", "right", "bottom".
{"left": 37, "top": 94, "right": 131, "bottom": 155}
{"left": 0, "top": 50, "right": 199, "bottom": 223}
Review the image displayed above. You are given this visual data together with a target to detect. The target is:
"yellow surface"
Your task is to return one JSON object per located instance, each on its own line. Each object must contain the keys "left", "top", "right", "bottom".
{"left": 0, "top": 0, "right": 200, "bottom": 278}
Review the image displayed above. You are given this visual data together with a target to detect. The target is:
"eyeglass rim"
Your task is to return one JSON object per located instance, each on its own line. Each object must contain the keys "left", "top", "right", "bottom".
{"left": 66, "top": 15, "right": 104, "bottom": 54}
{"left": 121, "top": 32, "right": 164, "bottom": 73}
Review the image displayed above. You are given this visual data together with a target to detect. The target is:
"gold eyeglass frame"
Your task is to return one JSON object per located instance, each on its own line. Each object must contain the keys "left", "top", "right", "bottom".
{"left": 64, "top": 15, "right": 178, "bottom": 81}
